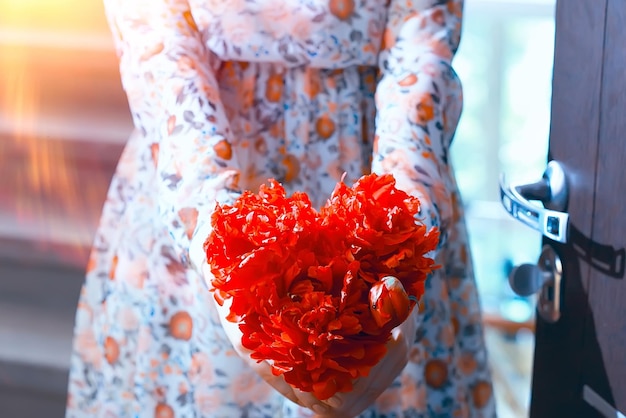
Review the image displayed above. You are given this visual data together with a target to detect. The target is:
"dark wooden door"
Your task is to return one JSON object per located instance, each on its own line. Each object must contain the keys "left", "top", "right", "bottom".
{"left": 530, "top": 0, "right": 626, "bottom": 416}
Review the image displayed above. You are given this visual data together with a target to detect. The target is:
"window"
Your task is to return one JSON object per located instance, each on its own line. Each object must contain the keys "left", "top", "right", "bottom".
{"left": 453, "top": 0, "right": 556, "bottom": 321}
{"left": 452, "top": 2, "right": 557, "bottom": 414}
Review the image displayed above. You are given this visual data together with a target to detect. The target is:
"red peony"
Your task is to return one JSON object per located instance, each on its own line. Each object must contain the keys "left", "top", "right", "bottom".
{"left": 204, "top": 173, "right": 439, "bottom": 400}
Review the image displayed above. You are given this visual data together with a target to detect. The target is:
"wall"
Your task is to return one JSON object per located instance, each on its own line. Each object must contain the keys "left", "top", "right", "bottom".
{"left": 0, "top": 2, "right": 131, "bottom": 415}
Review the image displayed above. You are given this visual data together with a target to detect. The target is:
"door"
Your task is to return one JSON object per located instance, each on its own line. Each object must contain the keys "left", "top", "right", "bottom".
{"left": 500, "top": 1, "right": 626, "bottom": 417}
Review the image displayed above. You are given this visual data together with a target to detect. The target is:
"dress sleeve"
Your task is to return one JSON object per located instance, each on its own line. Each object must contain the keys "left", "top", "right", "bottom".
{"left": 104, "top": 0, "right": 241, "bottom": 271}
{"left": 372, "top": 0, "right": 464, "bottom": 249}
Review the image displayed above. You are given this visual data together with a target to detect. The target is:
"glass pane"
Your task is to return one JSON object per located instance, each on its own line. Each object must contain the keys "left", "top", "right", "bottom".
{"left": 453, "top": 1, "right": 556, "bottom": 317}
{"left": 452, "top": 1, "right": 557, "bottom": 415}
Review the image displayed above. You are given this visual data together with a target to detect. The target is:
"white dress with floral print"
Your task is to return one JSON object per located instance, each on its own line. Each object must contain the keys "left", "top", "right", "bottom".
{"left": 66, "top": 0, "right": 496, "bottom": 417}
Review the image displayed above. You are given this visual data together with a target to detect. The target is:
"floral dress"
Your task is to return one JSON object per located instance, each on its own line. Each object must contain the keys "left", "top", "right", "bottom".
{"left": 66, "top": 0, "right": 496, "bottom": 417}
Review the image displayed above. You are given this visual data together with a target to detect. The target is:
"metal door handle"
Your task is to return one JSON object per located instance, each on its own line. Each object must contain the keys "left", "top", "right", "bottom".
{"left": 500, "top": 160, "right": 569, "bottom": 243}
{"left": 509, "top": 245, "right": 563, "bottom": 323}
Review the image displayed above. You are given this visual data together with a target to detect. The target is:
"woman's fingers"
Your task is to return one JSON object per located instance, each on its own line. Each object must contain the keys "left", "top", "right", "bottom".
{"left": 344, "top": 314, "right": 416, "bottom": 414}
{"left": 292, "top": 389, "right": 338, "bottom": 416}
{"left": 307, "top": 322, "right": 413, "bottom": 417}
{"left": 346, "top": 337, "right": 410, "bottom": 414}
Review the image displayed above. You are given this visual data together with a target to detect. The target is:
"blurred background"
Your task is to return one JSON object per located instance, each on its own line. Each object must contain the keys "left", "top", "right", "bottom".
{"left": 453, "top": 1, "right": 556, "bottom": 416}
{"left": 0, "top": 0, "right": 555, "bottom": 416}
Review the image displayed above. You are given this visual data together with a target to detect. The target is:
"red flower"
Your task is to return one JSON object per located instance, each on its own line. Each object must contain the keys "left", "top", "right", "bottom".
{"left": 369, "top": 276, "right": 413, "bottom": 329}
{"left": 204, "top": 173, "right": 439, "bottom": 399}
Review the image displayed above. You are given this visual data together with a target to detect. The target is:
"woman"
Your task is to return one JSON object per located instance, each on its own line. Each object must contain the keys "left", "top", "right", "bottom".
{"left": 66, "top": 0, "right": 495, "bottom": 416}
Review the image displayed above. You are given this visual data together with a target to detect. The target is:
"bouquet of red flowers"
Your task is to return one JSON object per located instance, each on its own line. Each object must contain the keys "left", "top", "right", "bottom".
{"left": 204, "top": 173, "right": 438, "bottom": 400}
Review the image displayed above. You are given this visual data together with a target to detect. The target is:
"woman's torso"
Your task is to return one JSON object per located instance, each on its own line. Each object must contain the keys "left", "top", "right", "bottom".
{"left": 190, "top": 0, "right": 388, "bottom": 69}
{"left": 188, "top": 0, "right": 391, "bottom": 206}
{"left": 66, "top": 1, "right": 496, "bottom": 417}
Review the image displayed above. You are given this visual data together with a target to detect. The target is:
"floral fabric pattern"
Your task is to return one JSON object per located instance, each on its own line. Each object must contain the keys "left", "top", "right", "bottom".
{"left": 66, "top": 0, "right": 496, "bottom": 417}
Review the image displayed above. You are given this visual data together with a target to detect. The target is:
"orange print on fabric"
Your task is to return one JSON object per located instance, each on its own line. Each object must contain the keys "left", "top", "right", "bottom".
{"left": 418, "top": 297, "right": 426, "bottom": 314}
{"left": 424, "top": 359, "right": 448, "bottom": 388}
{"left": 315, "top": 115, "right": 336, "bottom": 139}
{"left": 85, "top": 255, "right": 97, "bottom": 274}
{"left": 104, "top": 336, "right": 120, "bottom": 365}
{"left": 213, "top": 139, "right": 233, "bottom": 160}
{"left": 459, "top": 245, "right": 469, "bottom": 264}
{"left": 265, "top": 74, "right": 284, "bottom": 102}
{"left": 448, "top": 0, "right": 463, "bottom": 17}
{"left": 269, "top": 120, "right": 284, "bottom": 138}
{"left": 408, "top": 346, "right": 423, "bottom": 364}
{"left": 457, "top": 352, "right": 478, "bottom": 375}
{"left": 282, "top": 154, "right": 301, "bottom": 183}
{"left": 398, "top": 73, "right": 418, "bottom": 87}
{"left": 167, "top": 115, "right": 177, "bottom": 135}
{"left": 155, "top": 403, "right": 175, "bottom": 418}
{"left": 304, "top": 71, "right": 322, "bottom": 98}
{"left": 150, "top": 143, "right": 160, "bottom": 167}
{"left": 177, "top": 207, "right": 199, "bottom": 240}
{"left": 418, "top": 98, "right": 436, "bottom": 122}
{"left": 381, "top": 27, "right": 396, "bottom": 50}
{"left": 169, "top": 311, "right": 193, "bottom": 341}
{"left": 329, "top": 0, "right": 355, "bottom": 20}
{"left": 431, "top": 8, "right": 446, "bottom": 26}
{"left": 139, "top": 42, "right": 164, "bottom": 62}
{"left": 414, "top": 93, "right": 435, "bottom": 123}
{"left": 325, "top": 159, "right": 344, "bottom": 181}
{"left": 183, "top": 10, "right": 198, "bottom": 31}
{"left": 177, "top": 56, "right": 198, "bottom": 74}
{"left": 428, "top": 39, "right": 454, "bottom": 61}
{"left": 472, "top": 381, "right": 493, "bottom": 409}
{"left": 109, "top": 255, "right": 118, "bottom": 280}
{"left": 254, "top": 137, "right": 267, "bottom": 154}
{"left": 450, "top": 316, "right": 460, "bottom": 335}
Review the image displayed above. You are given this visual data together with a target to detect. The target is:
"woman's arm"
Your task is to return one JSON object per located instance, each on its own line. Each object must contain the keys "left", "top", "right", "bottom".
{"left": 373, "top": 0, "right": 464, "bottom": 250}
{"left": 104, "top": 0, "right": 241, "bottom": 271}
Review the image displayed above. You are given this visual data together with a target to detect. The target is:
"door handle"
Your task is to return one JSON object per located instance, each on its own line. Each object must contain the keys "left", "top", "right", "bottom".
{"left": 500, "top": 160, "right": 569, "bottom": 243}
{"left": 509, "top": 245, "right": 563, "bottom": 323}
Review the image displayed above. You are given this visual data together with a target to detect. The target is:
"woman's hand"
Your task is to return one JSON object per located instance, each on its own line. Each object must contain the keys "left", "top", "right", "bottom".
{"left": 312, "top": 313, "right": 417, "bottom": 417}
{"left": 203, "top": 264, "right": 417, "bottom": 417}
{"left": 202, "top": 264, "right": 306, "bottom": 406}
